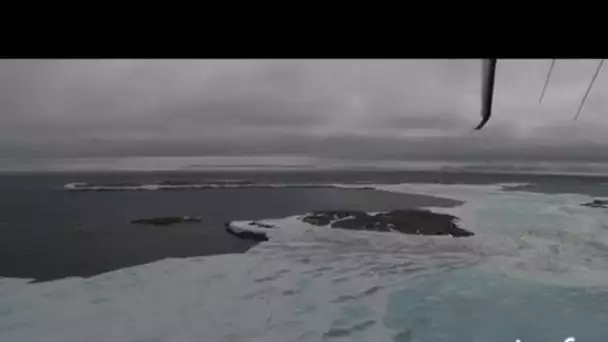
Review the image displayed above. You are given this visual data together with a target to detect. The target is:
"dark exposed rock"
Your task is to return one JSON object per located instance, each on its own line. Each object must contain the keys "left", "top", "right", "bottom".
{"left": 317, "top": 210, "right": 367, "bottom": 220}
{"left": 581, "top": 199, "right": 608, "bottom": 208}
{"left": 376, "top": 210, "right": 472, "bottom": 237}
{"left": 131, "top": 216, "right": 202, "bottom": 226}
{"left": 303, "top": 210, "right": 366, "bottom": 226}
{"left": 300, "top": 209, "right": 473, "bottom": 237}
{"left": 331, "top": 216, "right": 391, "bottom": 232}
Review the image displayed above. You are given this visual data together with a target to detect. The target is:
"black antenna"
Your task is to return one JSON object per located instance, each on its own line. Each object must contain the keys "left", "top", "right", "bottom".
{"left": 539, "top": 59, "right": 555, "bottom": 104}
{"left": 574, "top": 59, "right": 604, "bottom": 121}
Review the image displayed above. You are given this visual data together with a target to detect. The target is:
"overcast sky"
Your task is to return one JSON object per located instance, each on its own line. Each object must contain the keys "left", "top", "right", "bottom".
{"left": 2, "top": 59, "right": 608, "bottom": 162}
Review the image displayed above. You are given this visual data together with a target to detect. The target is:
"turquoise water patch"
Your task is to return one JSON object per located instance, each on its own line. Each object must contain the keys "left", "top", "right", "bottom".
{"left": 383, "top": 267, "right": 608, "bottom": 342}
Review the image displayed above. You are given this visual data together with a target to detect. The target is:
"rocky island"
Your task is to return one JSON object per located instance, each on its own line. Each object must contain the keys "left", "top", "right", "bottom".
{"left": 226, "top": 208, "right": 473, "bottom": 242}
{"left": 302, "top": 209, "right": 473, "bottom": 237}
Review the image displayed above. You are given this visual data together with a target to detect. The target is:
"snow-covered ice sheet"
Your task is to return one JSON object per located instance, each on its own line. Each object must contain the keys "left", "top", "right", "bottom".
{"left": 4, "top": 182, "right": 608, "bottom": 341}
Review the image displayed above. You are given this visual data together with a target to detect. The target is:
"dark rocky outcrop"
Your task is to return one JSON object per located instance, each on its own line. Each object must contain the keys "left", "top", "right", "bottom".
{"left": 331, "top": 215, "right": 390, "bottom": 232}
{"left": 581, "top": 199, "right": 608, "bottom": 208}
{"left": 131, "top": 216, "right": 202, "bottom": 226}
{"left": 376, "top": 210, "right": 473, "bottom": 237}
{"left": 301, "top": 209, "right": 473, "bottom": 237}
{"left": 302, "top": 210, "right": 367, "bottom": 226}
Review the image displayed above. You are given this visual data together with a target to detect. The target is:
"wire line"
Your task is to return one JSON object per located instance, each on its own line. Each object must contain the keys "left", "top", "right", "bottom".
{"left": 539, "top": 59, "right": 555, "bottom": 104}
{"left": 574, "top": 59, "right": 604, "bottom": 121}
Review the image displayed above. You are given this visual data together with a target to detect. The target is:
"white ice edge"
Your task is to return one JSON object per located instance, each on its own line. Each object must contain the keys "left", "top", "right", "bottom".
{"left": 227, "top": 221, "right": 275, "bottom": 235}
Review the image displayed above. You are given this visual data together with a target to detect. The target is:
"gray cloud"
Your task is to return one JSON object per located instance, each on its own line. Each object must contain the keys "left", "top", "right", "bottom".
{"left": 2, "top": 59, "right": 608, "bottom": 163}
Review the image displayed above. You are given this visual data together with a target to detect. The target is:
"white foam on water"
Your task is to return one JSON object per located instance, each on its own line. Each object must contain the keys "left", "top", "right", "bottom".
{"left": 4, "top": 182, "right": 608, "bottom": 341}
{"left": 63, "top": 182, "right": 88, "bottom": 190}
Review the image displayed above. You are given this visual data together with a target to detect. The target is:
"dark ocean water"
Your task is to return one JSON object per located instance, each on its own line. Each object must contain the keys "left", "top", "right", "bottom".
{"left": 2, "top": 170, "right": 608, "bottom": 282}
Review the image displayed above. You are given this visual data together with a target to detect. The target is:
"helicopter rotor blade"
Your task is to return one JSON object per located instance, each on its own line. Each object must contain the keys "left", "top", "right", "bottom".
{"left": 475, "top": 58, "right": 497, "bottom": 130}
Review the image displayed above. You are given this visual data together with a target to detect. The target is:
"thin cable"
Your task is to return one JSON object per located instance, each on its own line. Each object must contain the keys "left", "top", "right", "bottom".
{"left": 574, "top": 59, "right": 604, "bottom": 121}
{"left": 539, "top": 59, "right": 555, "bottom": 104}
